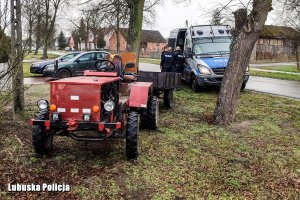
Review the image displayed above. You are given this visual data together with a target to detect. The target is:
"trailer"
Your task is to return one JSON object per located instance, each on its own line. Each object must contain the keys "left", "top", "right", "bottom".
{"left": 138, "top": 72, "right": 181, "bottom": 108}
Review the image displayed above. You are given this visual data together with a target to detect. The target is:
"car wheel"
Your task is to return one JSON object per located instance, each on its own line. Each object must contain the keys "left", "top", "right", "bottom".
{"left": 58, "top": 69, "right": 71, "bottom": 78}
{"left": 163, "top": 90, "right": 173, "bottom": 109}
{"left": 140, "top": 96, "right": 159, "bottom": 130}
{"left": 126, "top": 111, "right": 138, "bottom": 159}
{"left": 191, "top": 75, "right": 201, "bottom": 92}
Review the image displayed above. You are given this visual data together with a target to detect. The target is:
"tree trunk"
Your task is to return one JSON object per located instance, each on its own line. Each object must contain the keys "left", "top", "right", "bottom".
{"left": 214, "top": 0, "right": 272, "bottom": 125}
{"left": 296, "top": 45, "right": 300, "bottom": 71}
{"left": 10, "top": 0, "right": 25, "bottom": 120}
{"left": 42, "top": 1, "right": 49, "bottom": 58}
{"left": 116, "top": 14, "right": 120, "bottom": 54}
{"left": 127, "top": 0, "right": 145, "bottom": 66}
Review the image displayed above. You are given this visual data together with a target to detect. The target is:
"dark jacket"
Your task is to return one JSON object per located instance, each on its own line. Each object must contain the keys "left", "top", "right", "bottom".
{"left": 160, "top": 51, "right": 173, "bottom": 70}
{"left": 173, "top": 50, "right": 185, "bottom": 68}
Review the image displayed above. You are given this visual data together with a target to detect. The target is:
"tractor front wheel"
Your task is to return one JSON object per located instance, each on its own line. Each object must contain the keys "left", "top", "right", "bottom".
{"left": 126, "top": 112, "right": 138, "bottom": 159}
{"left": 32, "top": 111, "right": 53, "bottom": 156}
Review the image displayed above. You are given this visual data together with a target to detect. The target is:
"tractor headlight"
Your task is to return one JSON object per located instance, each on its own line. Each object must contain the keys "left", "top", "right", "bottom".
{"left": 197, "top": 65, "right": 212, "bottom": 75}
{"left": 37, "top": 99, "right": 49, "bottom": 110}
{"left": 52, "top": 112, "right": 61, "bottom": 121}
{"left": 83, "top": 114, "right": 91, "bottom": 122}
{"left": 104, "top": 100, "right": 115, "bottom": 112}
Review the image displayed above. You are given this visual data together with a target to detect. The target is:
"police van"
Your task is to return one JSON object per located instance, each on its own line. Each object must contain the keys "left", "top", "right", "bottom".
{"left": 168, "top": 25, "right": 249, "bottom": 92}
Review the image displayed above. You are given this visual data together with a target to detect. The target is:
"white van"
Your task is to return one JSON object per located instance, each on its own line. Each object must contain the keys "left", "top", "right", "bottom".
{"left": 168, "top": 25, "right": 249, "bottom": 92}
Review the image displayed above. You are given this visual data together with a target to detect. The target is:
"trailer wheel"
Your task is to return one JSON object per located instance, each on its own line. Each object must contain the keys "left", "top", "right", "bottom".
{"left": 191, "top": 75, "right": 201, "bottom": 92}
{"left": 163, "top": 90, "right": 173, "bottom": 109}
{"left": 141, "top": 96, "right": 159, "bottom": 130}
{"left": 126, "top": 112, "right": 138, "bottom": 159}
{"left": 32, "top": 111, "right": 53, "bottom": 156}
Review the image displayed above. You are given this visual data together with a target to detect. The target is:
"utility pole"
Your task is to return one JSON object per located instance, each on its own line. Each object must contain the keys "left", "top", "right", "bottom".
{"left": 10, "top": 0, "right": 24, "bottom": 120}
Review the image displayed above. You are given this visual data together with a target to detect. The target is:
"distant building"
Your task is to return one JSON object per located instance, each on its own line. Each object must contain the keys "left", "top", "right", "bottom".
{"left": 252, "top": 25, "right": 300, "bottom": 61}
{"left": 104, "top": 28, "right": 167, "bottom": 58}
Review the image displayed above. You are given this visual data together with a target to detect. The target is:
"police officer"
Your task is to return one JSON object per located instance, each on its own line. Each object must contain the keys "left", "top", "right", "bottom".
{"left": 160, "top": 46, "right": 173, "bottom": 72}
{"left": 172, "top": 46, "right": 185, "bottom": 73}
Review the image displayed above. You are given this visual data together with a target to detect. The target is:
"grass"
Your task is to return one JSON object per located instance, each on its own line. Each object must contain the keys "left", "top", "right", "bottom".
{"left": 250, "top": 70, "right": 300, "bottom": 81}
{"left": 24, "top": 52, "right": 59, "bottom": 60}
{"left": 23, "top": 62, "right": 42, "bottom": 78}
{"left": 258, "top": 65, "right": 300, "bottom": 73}
{"left": 1, "top": 84, "right": 300, "bottom": 199}
{"left": 139, "top": 58, "right": 160, "bottom": 65}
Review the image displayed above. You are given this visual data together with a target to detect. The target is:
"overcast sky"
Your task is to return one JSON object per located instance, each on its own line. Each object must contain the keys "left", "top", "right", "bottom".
{"left": 60, "top": 0, "right": 278, "bottom": 38}
{"left": 151, "top": 0, "right": 277, "bottom": 38}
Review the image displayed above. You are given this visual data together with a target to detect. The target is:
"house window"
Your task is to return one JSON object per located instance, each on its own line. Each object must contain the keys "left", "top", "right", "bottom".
{"left": 278, "top": 40, "right": 283, "bottom": 46}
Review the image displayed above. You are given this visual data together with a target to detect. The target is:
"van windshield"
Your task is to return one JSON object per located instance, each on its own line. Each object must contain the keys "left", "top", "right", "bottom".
{"left": 193, "top": 37, "right": 231, "bottom": 56}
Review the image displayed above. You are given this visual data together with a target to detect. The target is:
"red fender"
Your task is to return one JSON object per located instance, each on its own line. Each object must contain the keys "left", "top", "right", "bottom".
{"left": 129, "top": 82, "right": 153, "bottom": 108}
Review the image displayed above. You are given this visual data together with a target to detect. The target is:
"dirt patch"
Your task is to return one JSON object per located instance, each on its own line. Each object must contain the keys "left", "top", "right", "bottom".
{"left": 227, "top": 120, "right": 258, "bottom": 134}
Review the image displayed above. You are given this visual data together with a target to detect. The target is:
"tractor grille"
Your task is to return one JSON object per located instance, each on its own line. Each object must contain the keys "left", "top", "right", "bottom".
{"left": 212, "top": 67, "right": 226, "bottom": 75}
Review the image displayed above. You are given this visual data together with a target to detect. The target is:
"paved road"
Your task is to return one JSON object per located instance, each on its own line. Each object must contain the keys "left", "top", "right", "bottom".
{"left": 246, "top": 76, "right": 300, "bottom": 99}
{"left": 139, "top": 63, "right": 300, "bottom": 99}
{"left": 249, "top": 62, "right": 297, "bottom": 67}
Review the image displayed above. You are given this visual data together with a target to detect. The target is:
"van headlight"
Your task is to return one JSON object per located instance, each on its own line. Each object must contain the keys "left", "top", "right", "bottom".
{"left": 37, "top": 99, "right": 49, "bottom": 110}
{"left": 197, "top": 65, "right": 212, "bottom": 75}
{"left": 104, "top": 101, "right": 115, "bottom": 112}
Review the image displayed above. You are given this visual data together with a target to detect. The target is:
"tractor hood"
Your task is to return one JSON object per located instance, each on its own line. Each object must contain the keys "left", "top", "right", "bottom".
{"left": 200, "top": 57, "right": 229, "bottom": 69}
{"left": 50, "top": 76, "right": 120, "bottom": 86}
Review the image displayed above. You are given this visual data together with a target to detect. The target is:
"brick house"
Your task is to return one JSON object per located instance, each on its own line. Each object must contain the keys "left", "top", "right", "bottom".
{"left": 104, "top": 28, "right": 167, "bottom": 58}
{"left": 252, "top": 25, "right": 300, "bottom": 61}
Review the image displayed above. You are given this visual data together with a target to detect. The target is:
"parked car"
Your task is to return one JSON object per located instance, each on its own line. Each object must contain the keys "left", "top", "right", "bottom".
{"left": 43, "top": 51, "right": 109, "bottom": 78}
{"left": 30, "top": 52, "right": 81, "bottom": 75}
{"left": 168, "top": 25, "right": 249, "bottom": 92}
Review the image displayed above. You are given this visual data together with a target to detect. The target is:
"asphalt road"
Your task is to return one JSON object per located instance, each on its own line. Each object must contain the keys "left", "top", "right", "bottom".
{"left": 139, "top": 63, "right": 300, "bottom": 99}
{"left": 5, "top": 62, "right": 298, "bottom": 99}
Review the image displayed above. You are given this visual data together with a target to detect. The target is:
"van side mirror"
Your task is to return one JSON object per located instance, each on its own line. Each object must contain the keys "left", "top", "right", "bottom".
{"left": 76, "top": 59, "right": 80, "bottom": 63}
{"left": 125, "top": 62, "right": 135, "bottom": 68}
{"left": 184, "top": 49, "right": 192, "bottom": 58}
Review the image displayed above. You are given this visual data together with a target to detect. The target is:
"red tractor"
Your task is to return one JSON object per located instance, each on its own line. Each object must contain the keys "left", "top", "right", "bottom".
{"left": 30, "top": 52, "right": 159, "bottom": 159}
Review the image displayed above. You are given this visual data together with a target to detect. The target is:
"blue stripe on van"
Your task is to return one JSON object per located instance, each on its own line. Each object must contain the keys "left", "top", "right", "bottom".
{"left": 200, "top": 57, "right": 229, "bottom": 69}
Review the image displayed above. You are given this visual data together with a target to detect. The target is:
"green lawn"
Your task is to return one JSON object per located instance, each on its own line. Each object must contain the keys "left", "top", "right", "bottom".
{"left": 1, "top": 84, "right": 300, "bottom": 199}
{"left": 250, "top": 70, "right": 300, "bottom": 81}
{"left": 139, "top": 58, "right": 160, "bottom": 65}
{"left": 258, "top": 65, "right": 300, "bottom": 73}
{"left": 23, "top": 62, "right": 42, "bottom": 78}
{"left": 24, "top": 52, "right": 60, "bottom": 60}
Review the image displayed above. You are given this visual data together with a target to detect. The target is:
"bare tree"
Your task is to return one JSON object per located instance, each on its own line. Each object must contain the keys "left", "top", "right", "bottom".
{"left": 214, "top": 0, "right": 273, "bottom": 125}
{"left": 10, "top": 0, "right": 25, "bottom": 120}
{"left": 42, "top": 0, "right": 69, "bottom": 58}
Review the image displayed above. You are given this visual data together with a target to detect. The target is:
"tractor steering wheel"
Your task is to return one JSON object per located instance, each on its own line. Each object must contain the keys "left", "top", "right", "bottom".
{"left": 95, "top": 59, "right": 116, "bottom": 72}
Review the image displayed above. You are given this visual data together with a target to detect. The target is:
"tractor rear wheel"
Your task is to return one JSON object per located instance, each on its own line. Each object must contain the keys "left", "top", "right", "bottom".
{"left": 163, "top": 90, "right": 173, "bottom": 109}
{"left": 140, "top": 96, "right": 159, "bottom": 130}
{"left": 126, "top": 111, "right": 138, "bottom": 159}
{"left": 32, "top": 111, "right": 53, "bottom": 156}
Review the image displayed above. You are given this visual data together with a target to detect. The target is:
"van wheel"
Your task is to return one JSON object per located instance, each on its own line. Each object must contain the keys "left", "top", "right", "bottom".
{"left": 191, "top": 75, "right": 201, "bottom": 92}
{"left": 241, "top": 83, "right": 246, "bottom": 91}
{"left": 58, "top": 69, "right": 71, "bottom": 78}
